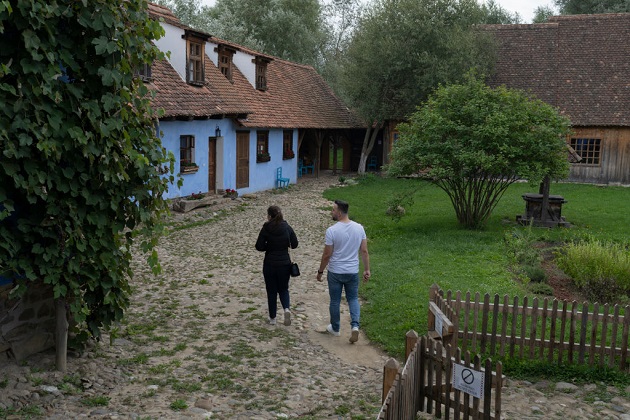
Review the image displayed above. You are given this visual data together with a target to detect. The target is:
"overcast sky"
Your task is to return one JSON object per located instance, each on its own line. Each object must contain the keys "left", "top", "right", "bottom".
{"left": 198, "top": 0, "right": 557, "bottom": 24}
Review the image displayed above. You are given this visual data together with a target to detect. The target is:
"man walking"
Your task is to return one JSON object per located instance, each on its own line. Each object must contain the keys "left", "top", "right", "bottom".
{"left": 316, "top": 200, "right": 370, "bottom": 343}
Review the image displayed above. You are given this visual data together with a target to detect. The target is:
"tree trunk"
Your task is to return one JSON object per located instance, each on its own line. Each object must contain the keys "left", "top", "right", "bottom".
{"left": 539, "top": 175, "right": 551, "bottom": 221}
{"left": 55, "top": 298, "right": 68, "bottom": 372}
{"left": 357, "top": 121, "right": 382, "bottom": 175}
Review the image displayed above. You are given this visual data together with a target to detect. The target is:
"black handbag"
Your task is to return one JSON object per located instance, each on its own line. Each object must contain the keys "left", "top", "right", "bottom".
{"left": 287, "top": 229, "right": 300, "bottom": 277}
{"left": 290, "top": 262, "right": 300, "bottom": 277}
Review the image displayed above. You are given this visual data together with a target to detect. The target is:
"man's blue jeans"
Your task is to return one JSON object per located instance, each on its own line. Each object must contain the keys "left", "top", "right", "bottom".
{"left": 327, "top": 271, "right": 360, "bottom": 332}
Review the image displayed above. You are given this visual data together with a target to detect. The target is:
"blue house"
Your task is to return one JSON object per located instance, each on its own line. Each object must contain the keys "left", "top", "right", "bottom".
{"left": 147, "top": 4, "right": 364, "bottom": 199}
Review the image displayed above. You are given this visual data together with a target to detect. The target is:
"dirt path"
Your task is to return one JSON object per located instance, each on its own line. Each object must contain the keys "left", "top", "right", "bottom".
{"left": 1, "top": 172, "right": 628, "bottom": 419}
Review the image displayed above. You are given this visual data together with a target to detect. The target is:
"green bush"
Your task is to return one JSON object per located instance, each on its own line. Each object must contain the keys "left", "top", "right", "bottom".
{"left": 504, "top": 227, "right": 543, "bottom": 267}
{"left": 556, "top": 239, "right": 630, "bottom": 302}
{"left": 522, "top": 264, "right": 547, "bottom": 283}
{"left": 528, "top": 282, "right": 554, "bottom": 296}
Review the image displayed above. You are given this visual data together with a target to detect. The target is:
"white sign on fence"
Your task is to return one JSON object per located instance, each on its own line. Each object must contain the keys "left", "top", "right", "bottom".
{"left": 452, "top": 363, "right": 484, "bottom": 399}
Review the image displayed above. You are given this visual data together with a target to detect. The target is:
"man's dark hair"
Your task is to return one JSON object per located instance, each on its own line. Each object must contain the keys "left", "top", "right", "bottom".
{"left": 334, "top": 200, "right": 349, "bottom": 214}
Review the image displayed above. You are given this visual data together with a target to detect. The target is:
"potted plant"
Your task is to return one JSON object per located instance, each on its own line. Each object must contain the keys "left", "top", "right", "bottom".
{"left": 188, "top": 191, "right": 205, "bottom": 200}
{"left": 223, "top": 188, "right": 238, "bottom": 199}
{"left": 257, "top": 152, "right": 271, "bottom": 162}
{"left": 283, "top": 149, "right": 295, "bottom": 159}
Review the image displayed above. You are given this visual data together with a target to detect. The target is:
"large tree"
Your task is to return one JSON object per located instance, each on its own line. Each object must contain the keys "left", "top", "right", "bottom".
{"left": 0, "top": 0, "right": 174, "bottom": 368}
{"left": 339, "top": 0, "right": 498, "bottom": 174}
{"left": 203, "top": 0, "right": 329, "bottom": 68}
{"left": 387, "top": 74, "right": 572, "bottom": 229}
{"left": 555, "top": 0, "right": 630, "bottom": 14}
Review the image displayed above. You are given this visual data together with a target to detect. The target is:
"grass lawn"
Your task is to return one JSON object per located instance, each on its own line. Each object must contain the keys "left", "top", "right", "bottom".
{"left": 322, "top": 175, "right": 630, "bottom": 359}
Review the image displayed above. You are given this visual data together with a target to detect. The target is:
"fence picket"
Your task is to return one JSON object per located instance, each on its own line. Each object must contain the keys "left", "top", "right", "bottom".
{"left": 568, "top": 302, "right": 577, "bottom": 364}
{"left": 500, "top": 295, "right": 508, "bottom": 357}
{"left": 484, "top": 358, "right": 492, "bottom": 420}
{"left": 519, "top": 296, "right": 528, "bottom": 358}
{"left": 490, "top": 294, "right": 499, "bottom": 355}
{"left": 579, "top": 302, "right": 589, "bottom": 363}
{"left": 427, "top": 338, "right": 435, "bottom": 415}
{"left": 481, "top": 294, "right": 490, "bottom": 353}
{"left": 611, "top": 305, "right": 620, "bottom": 367}
{"left": 559, "top": 300, "right": 568, "bottom": 365}
{"left": 472, "top": 355, "right": 481, "bottom": 417}
{"left": 418, "top": 335, "right": 428, "bottom": 411}
{"left": 510, "top": 296, "right": 518, "bottom": 358}
{"left": 600, "top": 304, "right": 610, "bottom": 367}
{"left": 472, "top": 292, "right": 480, "bottom": 351}
{"left": 548, "top": 299, "right": 558, "bottom": 363}
{"left": 529, "top": 297, "right": 539, "bottom": 359}
{"left": 589, "top": 302, "right": 599, "bottom": 365}
{"left": 454, "top": 346, "right": 462, "bottom": 420}
{"left": 463, "top": 350, "right": 471, "bottom": 419}
{"left": 435, "top": 340, "right": 443, "bottom": 419}
{"left": 445, "top": 344, "right": 453, "bottom": 420}
{"left": 539, "top": 298, "right": 549, "bottom": 359}
{"left": 463, "top": 292, "right": 471, "bottom": 353}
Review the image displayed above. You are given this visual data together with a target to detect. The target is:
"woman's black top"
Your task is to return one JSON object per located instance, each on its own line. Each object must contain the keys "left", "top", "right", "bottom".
{"left": 255, "top": 220, "right": 298, "bottom": 266}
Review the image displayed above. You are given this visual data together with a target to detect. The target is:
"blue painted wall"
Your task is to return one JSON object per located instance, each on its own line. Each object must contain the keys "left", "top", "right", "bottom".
{"left": 159, "top": 120, "right": 298, "bottom": 199}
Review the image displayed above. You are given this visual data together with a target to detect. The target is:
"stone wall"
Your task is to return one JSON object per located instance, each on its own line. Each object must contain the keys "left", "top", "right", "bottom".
{"left": 0, "top": 282, "right": 56, "bottom": 361}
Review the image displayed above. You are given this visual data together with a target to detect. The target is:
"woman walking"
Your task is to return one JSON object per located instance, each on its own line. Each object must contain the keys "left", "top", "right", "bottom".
{"left": 255, "top": 205, "right": 298, "bottom": 326}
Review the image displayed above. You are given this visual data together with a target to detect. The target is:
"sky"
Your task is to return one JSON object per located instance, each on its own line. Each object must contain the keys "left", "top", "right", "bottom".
{"left": 198, "top": 0, "right": 556, "bottom": 24}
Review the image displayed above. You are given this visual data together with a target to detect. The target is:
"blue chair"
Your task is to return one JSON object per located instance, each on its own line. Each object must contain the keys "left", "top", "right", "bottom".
{"left": 302, "top": 159, "right": 314, "bottom": 175}
{"left": 276, "top": 167, "right": 289, "bottom": 188}
{"left": 367, "top": 155, "right": 378, "bottom": 171}
{"left": 297, "top": 160, "right": 303, "bottom": 178}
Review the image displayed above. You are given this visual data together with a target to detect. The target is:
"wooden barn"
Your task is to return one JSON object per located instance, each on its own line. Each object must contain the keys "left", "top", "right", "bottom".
{"left": 484, "top": 13, "right": 630, "bottom": 186}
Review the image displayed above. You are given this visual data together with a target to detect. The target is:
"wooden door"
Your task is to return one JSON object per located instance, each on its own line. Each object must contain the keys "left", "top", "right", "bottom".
{"left": 236, "top": 131, "right": 249, "bottom": 189}
{"left": 208, "top": 137, "right": 216, "bottom": 194}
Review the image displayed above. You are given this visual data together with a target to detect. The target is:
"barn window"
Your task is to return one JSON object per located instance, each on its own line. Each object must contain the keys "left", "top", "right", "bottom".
{"left": 569, "top": 138, "right": 601, "bottom": 165}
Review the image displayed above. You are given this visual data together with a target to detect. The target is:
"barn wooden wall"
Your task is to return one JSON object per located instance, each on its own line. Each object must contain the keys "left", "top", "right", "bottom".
{"left": 568, "top": 126, "right": 630, "bottom": 185}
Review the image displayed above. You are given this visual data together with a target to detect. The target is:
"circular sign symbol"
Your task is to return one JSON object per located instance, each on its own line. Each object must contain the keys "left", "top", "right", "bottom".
{"left": 461, "top": 368, "right": 475, "bottom": 385}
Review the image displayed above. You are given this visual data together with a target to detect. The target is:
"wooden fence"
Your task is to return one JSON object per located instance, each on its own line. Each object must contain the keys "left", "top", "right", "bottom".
{"left": 429, "top": 284, "right": 630, "bottom": 372}
{"left": 378, "top": 333, "right": 503, "bottom": 420}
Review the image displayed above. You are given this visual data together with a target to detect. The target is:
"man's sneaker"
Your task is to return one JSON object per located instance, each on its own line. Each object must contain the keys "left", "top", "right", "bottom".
{"left": 326, "top": 324, "right": 340, "bottom": 337}
{"left": 350, "top": 327, "right": 359, "bottom": 343}
{"left": 284, "top": 309, "right": 291, "bottom": 326}
{"left": 269, "top": 317, "right": 276, "bottom": 325}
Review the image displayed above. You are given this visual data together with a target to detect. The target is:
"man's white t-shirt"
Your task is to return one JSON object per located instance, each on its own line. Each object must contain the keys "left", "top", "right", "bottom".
{"left": 325, "top": 220, "right": 366, "bottom": 274}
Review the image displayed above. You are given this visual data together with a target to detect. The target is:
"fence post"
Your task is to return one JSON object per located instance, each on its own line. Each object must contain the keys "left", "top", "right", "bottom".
{"left": 405, "top": 330, "right": 419, "bottom": 361}
{"left": 382, "top": 357, "right": 400, "bottom": 403}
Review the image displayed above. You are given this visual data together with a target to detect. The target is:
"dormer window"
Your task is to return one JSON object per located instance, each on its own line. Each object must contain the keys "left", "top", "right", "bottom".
{"left": 183, "top": 30, "right": 209, "bottom": 86}
{"left": 187, "top": 40, "right": 204, "bottom": 84}
{"left": 255, "top": 57, "right": 268, "bottom": 91}
{"left": 134, "top": 63, "right": 152, "bottom": 82}
{"left": 217, "top": 45, "right": 235, "bottom": 82}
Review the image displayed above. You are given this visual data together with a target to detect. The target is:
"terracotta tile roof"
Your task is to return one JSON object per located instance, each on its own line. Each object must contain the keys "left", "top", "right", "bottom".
{"left": 148, "top": 58, "right": 252, "bottom": 118}
{"left": 238, "top": 58, "right": 365, "bottom": 129}
{"left": 483, "top": 13, "right": 630, "bottom": 127}
{"left": 147, "top": 3, "right": 364, "bottom": 129}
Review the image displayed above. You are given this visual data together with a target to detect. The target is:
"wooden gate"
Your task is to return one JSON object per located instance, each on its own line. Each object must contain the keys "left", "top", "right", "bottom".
{"left": 379, "top": 333, "right": 503, "bottom": 419}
